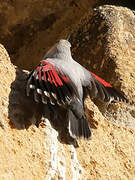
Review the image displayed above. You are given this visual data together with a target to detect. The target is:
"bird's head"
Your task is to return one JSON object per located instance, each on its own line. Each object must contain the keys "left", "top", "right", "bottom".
{"left": 56, "top": 39, "right": 71, "bottom": 52}
{"left": 56, "top": 34, "right": 71, "bottom": 50}
{"left": 44, "top": 36, "right": 72, "bottom": 60}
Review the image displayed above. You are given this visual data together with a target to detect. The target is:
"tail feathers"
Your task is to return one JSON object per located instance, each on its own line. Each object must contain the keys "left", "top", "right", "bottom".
{"left": 68, "top": 110, "right": 91, "bottom": 139}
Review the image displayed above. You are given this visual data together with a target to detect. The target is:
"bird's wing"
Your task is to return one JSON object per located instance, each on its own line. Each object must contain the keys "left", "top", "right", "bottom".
{"left": 84, "top": 71, "right": 128, "bottom": 103}
{"left": 26, "top": 60, "right": 78, "bottom": 105}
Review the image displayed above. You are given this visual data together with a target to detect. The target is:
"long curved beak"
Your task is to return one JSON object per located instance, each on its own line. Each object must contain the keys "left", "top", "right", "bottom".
{"left": 66, "top": 34, "right": 71, "bottom": 41}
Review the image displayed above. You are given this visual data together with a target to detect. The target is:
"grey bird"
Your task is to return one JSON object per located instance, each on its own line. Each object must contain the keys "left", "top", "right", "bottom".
{"left": 26, "top": 37, "right": 128, "bottom": 139}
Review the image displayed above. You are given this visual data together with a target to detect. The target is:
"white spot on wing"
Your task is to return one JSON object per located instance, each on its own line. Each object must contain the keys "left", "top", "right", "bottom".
{"left": 30, "top": 84, "right": 35, "bottom": 89}
{"left": 51, "top": 93, "right": 57, "bottom": 99}
{"left": 37, "top": 88, "right": 42, "bottom": 94}
{"left": 44, "top": 91, "right": 48, "bottom": 96}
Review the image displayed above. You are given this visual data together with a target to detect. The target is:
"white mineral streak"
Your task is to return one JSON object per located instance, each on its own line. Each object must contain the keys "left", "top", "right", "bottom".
{"left": 70, "top": 145, "right": 84, "bottom": 180}
{"left": 45, "top": 118, "right": 66, "bottom": 180}
{"left": 44, "top": 118, "right": 84, "bottom": 180}
{"left": 57, "top": 153, "right": 66, "bottom": 180}
{"left": 45, "top": 118, "right": 59, "bottom": 180}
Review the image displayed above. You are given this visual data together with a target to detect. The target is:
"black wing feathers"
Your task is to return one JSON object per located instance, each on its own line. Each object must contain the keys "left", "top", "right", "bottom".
{"left": 26, "top": 60, "right": 75, "bottom": 105}
{"left": 89, "top": 72, "right": 129, "bottom": 103}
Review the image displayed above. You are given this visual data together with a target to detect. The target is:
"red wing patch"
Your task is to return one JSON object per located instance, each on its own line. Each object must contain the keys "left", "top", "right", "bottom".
{"left": 90, "top": 72, "right": 112, "bottom": 87}
{"left": 35, "top": 60, "right": 70, "bottom": 87}
{"left": 27, "top": 60, "right": 76, "bottom": 105}
{"left": 60, "top": 75, "right": 70, "bottom": 83}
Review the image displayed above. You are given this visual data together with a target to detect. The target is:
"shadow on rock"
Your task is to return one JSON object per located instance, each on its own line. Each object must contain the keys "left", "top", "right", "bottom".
{"left": 8, "top": 68, "right": 78, "bottom": 146}
{"left": 46, "top": 104, "right": 79, "bottom": 147}
{"left": 85, "top": 105, "right": 99, "bottom": 130}
{"left": 8, "top": 68, "right": 44, "bottom": 129}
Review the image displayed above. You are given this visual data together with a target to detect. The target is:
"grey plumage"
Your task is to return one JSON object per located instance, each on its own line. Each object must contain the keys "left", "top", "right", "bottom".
{"left": 26, "top": 39, "right": 128, "bottom": 139}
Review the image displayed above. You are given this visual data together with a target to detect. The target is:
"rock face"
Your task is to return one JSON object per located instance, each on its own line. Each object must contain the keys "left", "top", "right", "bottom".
{"left": 71, "top": 5, "right": 135, "bottom": 130}
{"left": 0, "top": 4, "right": 135, "bottom": 180}
{"left": 0, "top": 0, "right": 99, "bottom": 70}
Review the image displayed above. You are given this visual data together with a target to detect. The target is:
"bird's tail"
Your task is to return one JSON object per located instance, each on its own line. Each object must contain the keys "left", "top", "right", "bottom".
{"left": 67, "top": 97, "right": 91, "bottom": 139}
{"left": 68, "top": 110, "right": 91, "bottom": 139}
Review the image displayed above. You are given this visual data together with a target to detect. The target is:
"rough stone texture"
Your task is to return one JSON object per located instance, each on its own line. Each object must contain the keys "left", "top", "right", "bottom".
{"left": 2, "top": 0, "right": 134, "bottom": 71}
{"left": 0, "top": 0, "right": 99, "bottom": 70}
{"left": 0, "top": 44, "right": 84, "bottom": 179}
{"left": 71, "top": 5, "right": 135, "bottom": 130}
{"left": 0, "top": 4, "right": 135, "bottom": 180}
